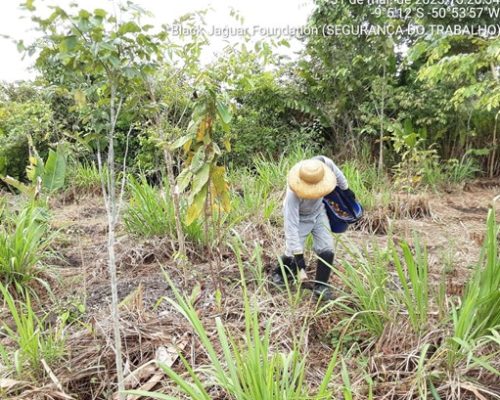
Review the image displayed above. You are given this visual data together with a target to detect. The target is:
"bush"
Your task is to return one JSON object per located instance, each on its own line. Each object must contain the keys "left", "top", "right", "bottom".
{"left": 0, "top": 90, "right": 54, "bottom": 181}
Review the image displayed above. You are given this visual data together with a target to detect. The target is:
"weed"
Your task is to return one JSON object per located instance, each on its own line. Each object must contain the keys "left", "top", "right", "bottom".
{"left": 124, "top": 176, "right": 211, "bottom": 246}
{"left": 0, "top": 283, "right": 66, "bottom": 379}
{"left": 0, "top": 204, "right": 53, "bottom": 293}
{"left": 335, "top": 240, "right": 393, "bottom": 339}
{"left": 392, "top": 237, "right": 430, "bottom": 333}
{"left": 452, "top": 207, "right": 500, "bottom": 345}
{"left": 69, "top": 162, "right": 104, "bottom": 194}
{"left": 341, "top": 161, "right": 391, "bottom": 210}
{"left": 127, "top": 263, "right": 339, "bottom": 400}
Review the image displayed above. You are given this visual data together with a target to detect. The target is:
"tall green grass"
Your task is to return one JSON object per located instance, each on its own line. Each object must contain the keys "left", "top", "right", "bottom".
{"left": 123, "top": 176, "right": 211, "bottom": 246}
{"left": 69, "top": 162, "right": 105, "bottom": 194}
{"left": 336, "top": 240, "right": 393, "bottom": 338}
{"left": 392, "top": 238, "right": 430, "bottom": 333}
{"left": 250, "top": 145, "right": 313, "bottom": 193}
{"left": 127, "top": 261, "right": 339, "bottom": 400}
{"left": 0, "top": 283, "right": 66, "bottom": 378}
{"left": 421, "top": 157, "right": 480, "bottom": 191}
{"left": 341, "top": 161, "right": 390, "bottom": 210}
{"left": 452, "top": 207, "right": 500, "bottom": 344}
{"left": 230, "top": 172, "right": 280, "bottom": 222}
{"left": 336, "top": 236, "right": 431, "bottom": 338}
{"left": 0, "top": 205, "right": 53, "bottom": 292}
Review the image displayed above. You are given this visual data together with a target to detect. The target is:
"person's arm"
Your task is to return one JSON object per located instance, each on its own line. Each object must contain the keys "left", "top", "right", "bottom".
{"left": 283, "top": 188, "right": 303, "bottom": 256}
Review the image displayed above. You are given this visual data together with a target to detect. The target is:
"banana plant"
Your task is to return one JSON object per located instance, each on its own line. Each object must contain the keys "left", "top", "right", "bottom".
{"left": 1, "top": 141, "right": 68, "bottom": 198}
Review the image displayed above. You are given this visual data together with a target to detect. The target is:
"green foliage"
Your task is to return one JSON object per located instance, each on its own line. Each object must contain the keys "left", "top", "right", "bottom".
{"left": 227, "top": 71, "right": 322, "bottom": 166}
{"left": 229, "top": 171, "right": 280, "bottom": 224}
{"left": 341, "top": 161, "right": 390, "bottom": 210}
{"left": 443, "top": 157, "right": 481, "bottom": 185}
{"left": 335, "top": 241, "right": 393, "bottom": 339}
{"left": 0, "top": 204, "right": 53, "bottom": 293}
{"left": 0, "top": 85, "right": 54, "bottom": 181}
{"left": 452, "top": 207, "right": 500, "bottom": 345}
{"left": 336, "top": 236, "right": 431, "bottom": 338}
{"left": 392, "top": 239, "right": 430, "bottom": 333}
{"left": 68, "top": 162, "right": 104, "bottom": 194}
{"left": 1, "top": 142, "right": 68, "bottom": 199}
{"left": 414, "top": 37, "right": 500, "bottom": 112}
{"left": 0, "top": 283, "right": 66, "bottom": 378}
{"left": 123, "top": 176, "right": 209, "bottom": 246}
{"left": 173, "top": 90, "right": 233, "bottom": 226}
{"left": 127, "top": 267, "right": 338, "bottom": 400}
{"left": 391, "top": 123, "right": 440, "bottom": 192}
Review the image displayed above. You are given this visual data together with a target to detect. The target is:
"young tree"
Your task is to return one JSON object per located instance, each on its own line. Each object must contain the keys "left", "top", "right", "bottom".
{"left": 23, "top": 2, "right": 164, "bottom": 397}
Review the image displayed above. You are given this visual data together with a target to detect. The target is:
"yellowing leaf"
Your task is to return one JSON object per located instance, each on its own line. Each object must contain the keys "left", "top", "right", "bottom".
{"left": 170, "top": 134, "right": 192, "bottom": 150}
{"left": 220, "top": 191, "right": 231, "bottom": 212}
{"left": 211, "top": 166, "right": 227, "bottom": 195}
{"left": 182, "top": 139, "right": 192, "bottom": 153}
{"left": 196, "top": 119, "right": 206, "bottom": 142}
{"left": 74, "top": 89, "right": 86, "bottom": 107}
{"left": 186, "top": 185, "right": 207, "bottom": 226}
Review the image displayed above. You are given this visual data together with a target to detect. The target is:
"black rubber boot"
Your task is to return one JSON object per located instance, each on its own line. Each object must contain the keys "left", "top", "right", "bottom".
{"left": 271, "top": 255, "right": 296, "bottom": 286}
{"left": 313, "top": 250, "right": 334, "bottom": 301}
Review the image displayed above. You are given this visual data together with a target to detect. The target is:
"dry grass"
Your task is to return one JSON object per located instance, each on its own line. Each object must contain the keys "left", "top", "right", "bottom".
{"left": 389, "top": 194, "right": 432, "bottom": 220}
{"left": 1, "top": 183, "right": 499, "bottom": 400}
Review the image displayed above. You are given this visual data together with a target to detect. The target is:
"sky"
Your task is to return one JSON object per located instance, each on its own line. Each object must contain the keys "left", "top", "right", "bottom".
{"left": 0, "top": 0, "right": 315, "bottom": 82}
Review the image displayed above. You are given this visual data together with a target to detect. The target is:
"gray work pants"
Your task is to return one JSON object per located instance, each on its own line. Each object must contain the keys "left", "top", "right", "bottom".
{"left": 285, "top": 208, "right": 334, "bottom": 256}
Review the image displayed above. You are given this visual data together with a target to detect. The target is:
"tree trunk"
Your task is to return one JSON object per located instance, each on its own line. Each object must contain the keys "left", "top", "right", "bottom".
{"left": 490, "top": 111, "right": 499, "bottom": 178}
{"left": 378, "top": 64, "right": 386, "bottom": 173}
{"left": 163, "top": 147, "right": 186, "bottom": 262}
{"left": 105, "top": 83, "right": 125, "bottom": 399}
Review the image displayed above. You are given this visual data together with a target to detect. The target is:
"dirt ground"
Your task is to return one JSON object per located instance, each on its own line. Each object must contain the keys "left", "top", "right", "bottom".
{"left": 3, "top": 180, "right": 499, "bottom": 399}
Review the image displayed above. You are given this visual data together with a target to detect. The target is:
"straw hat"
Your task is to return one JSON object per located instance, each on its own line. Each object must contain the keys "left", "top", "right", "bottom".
{"left": 288, "top": 159, "right": 336, "bottom": 199}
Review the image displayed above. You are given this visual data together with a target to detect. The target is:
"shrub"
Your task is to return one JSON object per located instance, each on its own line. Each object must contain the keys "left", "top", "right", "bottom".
{"left": 0, "top": 93, "right": 54, "bottom": 181}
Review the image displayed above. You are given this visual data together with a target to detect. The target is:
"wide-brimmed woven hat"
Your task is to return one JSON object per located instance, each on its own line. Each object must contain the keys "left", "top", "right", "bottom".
{"left": 288, "top": 159, "right": 336, "bottom": 199}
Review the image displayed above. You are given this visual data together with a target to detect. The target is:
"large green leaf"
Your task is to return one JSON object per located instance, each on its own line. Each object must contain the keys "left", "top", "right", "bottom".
{"left": 176, "top": 168, "right": 193, "bottom": 193}
{"left": 190, "top": 146, "right": 205, "bottom": 173}
{"left": 1, "top": 176, "right": 34, "bottom": 196}
{"left": 190, "top": 164, "right": 210, "bottom": 197}
{"left": 170, "top": 134, "right": 193, "bottom": 150}
{"left": 43, "top": 144, "right": 67, "bottom": 192}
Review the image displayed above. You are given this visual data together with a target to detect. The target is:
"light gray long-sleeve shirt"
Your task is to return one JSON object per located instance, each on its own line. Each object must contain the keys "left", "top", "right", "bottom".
{"left": 283, "top": 156, "right": 348, "bottom": 255}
